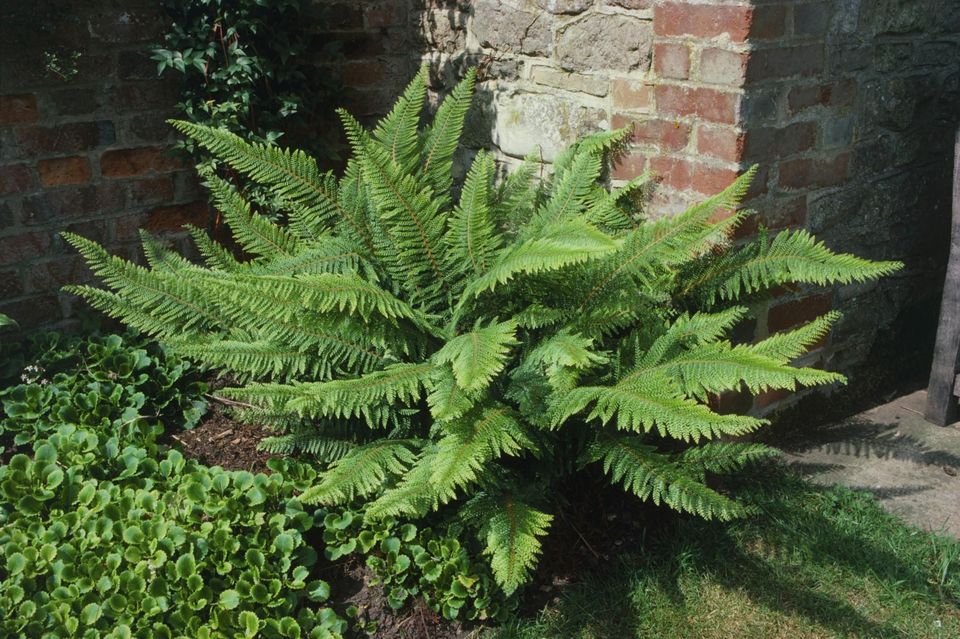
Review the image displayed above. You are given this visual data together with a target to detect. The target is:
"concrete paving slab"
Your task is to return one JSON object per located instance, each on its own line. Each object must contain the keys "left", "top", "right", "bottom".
{"left": 783, "top": 390, "right": 960, "bottom": 538}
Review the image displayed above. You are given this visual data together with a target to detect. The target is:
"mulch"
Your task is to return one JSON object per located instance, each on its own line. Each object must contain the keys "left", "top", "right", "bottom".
{"left": 170, "top": 400, "right": 275, "bottom": 472}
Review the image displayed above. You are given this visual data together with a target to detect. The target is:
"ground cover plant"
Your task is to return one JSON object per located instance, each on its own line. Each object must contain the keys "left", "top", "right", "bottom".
{"left": 64, "top": 65, "right": 903, "bottom": 596}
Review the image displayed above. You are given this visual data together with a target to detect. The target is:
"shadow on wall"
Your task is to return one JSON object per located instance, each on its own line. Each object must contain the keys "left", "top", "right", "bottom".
{"left": 738, "top": 0, "right": 960, "bottom": 409}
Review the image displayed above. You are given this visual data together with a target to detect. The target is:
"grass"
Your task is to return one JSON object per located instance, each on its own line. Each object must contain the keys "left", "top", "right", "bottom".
{"left": 490, "top": 465, "right": 960, "bottom": 639}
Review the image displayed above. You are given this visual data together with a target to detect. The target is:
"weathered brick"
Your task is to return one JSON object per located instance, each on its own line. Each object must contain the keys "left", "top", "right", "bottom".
{"left": 750, "top": 4, "right": 787, "bottom": 39}
{"left": 0, "top": 232, "right": 52, "bottom": 265}
{"left": 697, "top": 125, "right": 744, "bottom": 162}
{"left": 650, "top": 157, "right": 738, "bottom": 195}
{"left": 755, "top": 194, "right": 807, "bottom": 229}
{"left": 612, "top": 79, "right": 652, "bottom": 110}
{"left": 37, "top": 156, "right": 92, "bottom": 187}
{"left": 655, "top": 85, "right": 739, "bottom": 124}
{"left": 0, "top": 94, "right": 38, "bottom": 124}
{"left": 744, "top": 122, "right": 818, "bottom": 159}
{"left": 15, "top": 122, "right": 112, "bottom": 155}
{"left": 145, "top": 201, "right": 209, "bottom": 232}
{"left": 614, "top": 115, "right": 691, "bottom": 151}
{"left": 100, "top": 147, "right": 183, "bottom": 178}
{"left": 699, "top": 48, "right": 748, "bottom": 86}
{"left": 48, "top": 87, "right": 106, "bottom": 116}
{"left": 753, "top": 387, "right": 793, "bottom": 409}
{"left": 654, "top": 43, "right": 690, "bottom": 80}
{"left": 24, "top": 257, "right": 92, "bottom": 293}
{"left": 794, "top": 2, "right": 833, "bottom": 37}
{"left": 117, "top": 51, "right": 158, "bottom": 80}
{"left": 116, "top": 81, "right": 180, "bottom": 111}
{"left": 612, "top": 153, "right": 648, "bottom": 181}
{"left": 654, "top": 2, "right": 753, "bottom": 43}
{"left": 0, "top": 295, "right": 61, "bottom": 329}
{"left": 0, "top": 163, "right": 36, "bottom": 196}
{"left": 778, "top": 153, "right": 851, "bottom": 189}
{"left": 127, "top": 177, "right": 175, "bottom": 206}
{"left": 364, "top": 2, "right": 406, "bottom": 28}
{"left": 708, "top": 389, "right": 754, "bottom": 415}
{"left": 0, "top": 270, "right": 24, "bottom": 299}
{"left": 768, "top": 293, "right": 834, "bottom": 333}
{"left": 21, "top": 184, "right": 125, "bottom": 225}
{"left": 342, "top": 60, "right": 387, "bottom": 87}
{"left": 747, "top": 44, "right": 825, "bottom": 81}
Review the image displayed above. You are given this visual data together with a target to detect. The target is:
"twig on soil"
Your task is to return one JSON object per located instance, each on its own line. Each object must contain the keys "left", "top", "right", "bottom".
{"left": 208, "top": 429, "right": 234, "bottom": 442}
{"left": 560, "top": 510, "right": 601, "bottom": 560}
{"left": 418, "top": 602, "right": 431, "bottom": 639}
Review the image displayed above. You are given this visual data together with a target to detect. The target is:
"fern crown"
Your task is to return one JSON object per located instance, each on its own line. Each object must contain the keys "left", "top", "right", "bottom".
{"left": 66, "top": 66, "right": 901, "bottom": 594}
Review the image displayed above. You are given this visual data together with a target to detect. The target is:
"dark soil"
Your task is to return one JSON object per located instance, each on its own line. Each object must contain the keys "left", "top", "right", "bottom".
{"left": 170, "top": 400, "right": 274, "bottom": 472}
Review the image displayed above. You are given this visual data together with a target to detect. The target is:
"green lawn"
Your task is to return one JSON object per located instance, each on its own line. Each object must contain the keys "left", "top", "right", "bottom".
{"left": 491, "top": 466, "right": 960, "bottom": 639}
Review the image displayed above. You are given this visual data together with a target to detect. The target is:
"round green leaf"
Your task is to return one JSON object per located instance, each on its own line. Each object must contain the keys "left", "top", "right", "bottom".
{"left": 219, "top": 589, "right": 240, "bottom": 610}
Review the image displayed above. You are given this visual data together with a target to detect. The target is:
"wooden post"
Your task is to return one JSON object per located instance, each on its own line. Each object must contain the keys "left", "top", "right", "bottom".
{"left": 926, "top": 127, "right": 960, "bottom": 426}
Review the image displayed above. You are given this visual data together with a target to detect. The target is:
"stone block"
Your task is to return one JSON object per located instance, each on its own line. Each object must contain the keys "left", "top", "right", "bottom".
{"left": 557, "top": 13, "right": 652, "bottom": 72}
{"left": 535, "top": 0, "right": 594, "bottom": 14}
{"left": 472, "top": 2, "right": 552, "bottom": 57}
{"left": 822, "top": 115, "right": 856, "bottom": 149}
{"left": 37, "top": 156, "right": 92, "bottom": 187}
{"left": 531, "top": 67, "right": 609, "bottom": 97}
{"left": 492, "top": 91, "right": 606, "bottom": 161}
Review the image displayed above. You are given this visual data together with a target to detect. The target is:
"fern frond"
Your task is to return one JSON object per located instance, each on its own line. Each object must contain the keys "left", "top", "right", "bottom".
{"left": 422, "top": 68, "right": 477, "bottom": 194}
{"left": 373, "top": 65, "right": 428, "bottom": 172}
{"left": 445, "top": 150, "right": 499, "bottom": 279}
{"left": 434, "top": 319, "right": 518, "bottom": 392}
{"left": 463, "top": 492, "right": 552, "bottom": 595}
{"left": 750, "top": 311, "right": 840, "bottom": 362}
{"left": 584, "top": 433, "right": 749, "bottom": 521}
{"left": 204, "top": 173, "right": 302, "bottom": 258}
{"left": 677, "top": 441, "right": 780, "bottom": 475}
{"left": 258, "top": 427, "right": 356, "bottom": 463}
{"left": 300, "top": 439, "right": 419, "bottom": 505}
{"left": 187, "top": 225, "right": 245, "bottom": 272}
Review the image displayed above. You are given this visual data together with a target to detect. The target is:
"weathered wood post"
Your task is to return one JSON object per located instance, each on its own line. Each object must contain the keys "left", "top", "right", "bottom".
{"left": 925, "top": 127, "right": 960, "bottom": 426}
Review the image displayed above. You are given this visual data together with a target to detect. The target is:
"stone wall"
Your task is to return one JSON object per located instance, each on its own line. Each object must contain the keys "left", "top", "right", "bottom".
{"left": 0, "top": 1, "right": 207, "bottom": 328}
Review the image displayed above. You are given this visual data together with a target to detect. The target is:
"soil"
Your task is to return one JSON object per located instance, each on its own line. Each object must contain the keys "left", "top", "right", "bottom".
{"left": 170, "top": 400, "right": 275, "bottom": 472}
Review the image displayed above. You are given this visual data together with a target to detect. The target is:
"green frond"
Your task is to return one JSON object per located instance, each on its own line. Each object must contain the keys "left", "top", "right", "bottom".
{"left": 639, "top": 307, "right": 748, "bottom": 368}
{"left": 426, "top": 368, "right": 478, "bottom": 421}
{"left": 445, "top": 150, "right": 500, "bottom": 278}
{"left": 686, "top": 228, "right": 903, "bottom": 305}
{"left": 496, "top": 152, "right": 542, "bottom": 233}
{"left": 186, "top": 225, "right": 245, "bottom": 272}
{"left": 429, "top": 405, "right": 533, "bottom": 504}
{"left": 167, "top": 337, "right": 321, "bottom": 379}
{"left": 204, "top": 174, "right": 302, "bottom": 258}
{"left": 373, "top": 65, "right": 428, "bottom": 172}
{"left": 300, "top": 439, "right": 419, "bottom": 505}
{"left": 463, "top": 493, "right": 552, "bottom": 595}
{"left": 677, "top": 441, "right": 780, "bottom": 475}
{"left": 258, "top": 427, "right": 356, "bottom": 463}
{"left": 434, "top": 319, "right": 518, "bottom": 392}
{"left": 526, "top": 149, "right": 603, "bottom": 235}
{"left": 364, "top": 449, "right": 439, "bottom": 520}
{"left": 463, "top": 219, "right": 620, "bottom": 298}
{"left": 751, "top": 311, "right": 840, "bottom": 362}
{"left": 551, "top": 372, "right": 765, "bottom": 442}
{"left": 422, "top": 68, "right": 477, "bottom": 194}
{"left": 584, "top": 433, "right": 749, "bottom": 521}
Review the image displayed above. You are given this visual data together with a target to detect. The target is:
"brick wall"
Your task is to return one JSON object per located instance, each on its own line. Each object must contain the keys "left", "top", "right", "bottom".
{"left": 0, "top": 1, "right": 206, "bottom": 328}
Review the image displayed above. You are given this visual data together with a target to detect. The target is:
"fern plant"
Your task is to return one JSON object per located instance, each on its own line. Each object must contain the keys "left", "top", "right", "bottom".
{"left": 65, "top": 67, "right": 901, "bottom": 595}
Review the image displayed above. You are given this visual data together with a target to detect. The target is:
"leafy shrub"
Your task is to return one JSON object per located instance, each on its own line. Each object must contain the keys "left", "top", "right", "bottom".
{"left": 65, "top": 66, "right": 901, "bottom": 594}
{"left": 154, "top": 0, "right": 337, "bottom": 161}
{"left": 321, "top": 509, "right": 512, "bottom": 622}
{"left": 1, "top": 333, "right": 206, "bottom": 448}
{"left": 0, "top": 428, "right": 346, "bottom": 638}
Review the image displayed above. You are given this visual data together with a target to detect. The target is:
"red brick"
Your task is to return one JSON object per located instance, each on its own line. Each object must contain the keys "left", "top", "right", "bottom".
{"left": 0, "top": 94, "right": 38, "bottom": 124}
{"left": 768, "top": 293, "right": 833, "bottom": 333}
{"left": 748, "top": 44, "right": 825, "bottom": 81}
{"left": 0, "top": 270, "right": 23, "bottom": 299}
{"left": 655, "top": 85, "right": 739, "bottom": 124}
{"left": 343, "top": 61, "right": 386, "bottom": 87}
{"left": 37, "top": 156, "right": 91, "bottom": 187}
{"left": 24, "top": 257, "right": 91, "bottom": 293}
{"left": 654, "top": 2, "right": 753, "bottom": 43}
{"left": 744, "top": 122, "right": 818, "bottom": 160}
{"left": 100, "top": 147, "right": 183, "bottom": 178}
{"left": 650, "top": 157, "right": 738, "bottom": 195}
{"left": 699, "top": 48, "right": 748, "bottom": 86}
{"left": 128, "top": 177, "right": 175, "bottom": 206}
{"left": 612, "top": 79, "right": 653, "bottom": 110}
{"left": 15, "top": 122, "right": 109, "bottom": 155}
{"left": 0, "top": 163, "right": 36, "bottom": 196}
{"left": 749, "top": 4, "right": 787, "bottom": 39}
{"left": 0, "top": 232, "right": 52, "bottom": 265}
{"left": 778, "top": 153, "right": 850, "bottom": 189}
{"left": 145, "top": 201, "right": 209, "bottom": 232}
{"left": 615, "top": 116, "right": 691, "bottom": 151}
{"left": 654, "top": 43, "right": 690, "bottom": 80}
{"left": 0, "top": 296, "right": 61, "bottom": 329}
{"left": 612, "top": 153, "right": 648, "bottom": 181}
{"left": 21, "top": 184, "right": 125, "bottom": 225}
{"left": 787, "top": 79, "right": 857, "bottom": 115}
{"left": 364, "top": 2, "right": 405, "bottom": 28}
{"left": 755, "top": 194, "right": 807, "bottom": 229}
{"left": 753, "top": 387, "right": 793, "bottom": 409}
{"left": 697, "top": 125, "right": 744, "bottom": 162}
{"left": 708, "top": 390, "right": 754, "bottom": 414}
